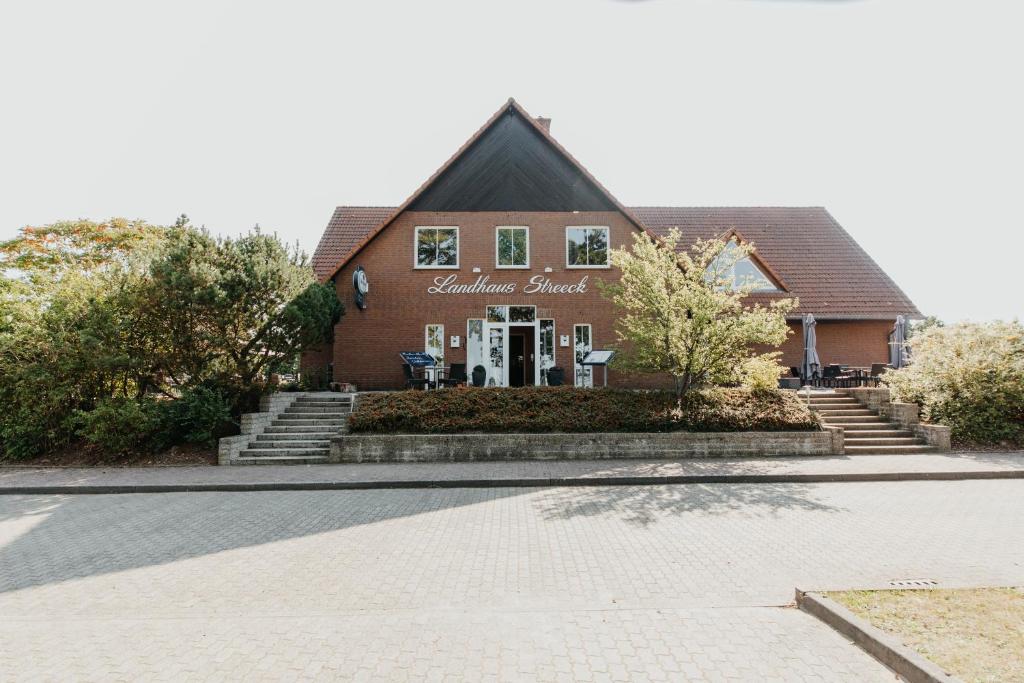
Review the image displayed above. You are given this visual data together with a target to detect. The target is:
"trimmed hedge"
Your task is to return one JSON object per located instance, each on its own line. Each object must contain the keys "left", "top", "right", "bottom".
{"left": 347, "top": 387, "right": 819, "bottom": 435}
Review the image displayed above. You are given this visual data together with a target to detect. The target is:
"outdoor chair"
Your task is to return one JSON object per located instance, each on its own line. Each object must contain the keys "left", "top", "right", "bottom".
{"left": 789, "top": 367, "right": 801, "bottom": 379}
{"left": 439, "top": 363, "right": 467, "bottom": 388}
{"left": 402, "top": 363, "right": 431, "bottom": 390}
{"left": 821, "top": 365, "right": 852, "bottom": 388}
{"left": 868, "top": 363, "right": 889, "bottom": 387}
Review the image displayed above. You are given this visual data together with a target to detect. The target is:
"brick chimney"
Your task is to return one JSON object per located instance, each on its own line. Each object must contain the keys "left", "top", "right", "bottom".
{"left": 535, "top": 116, "right": 551, "bottom": 133}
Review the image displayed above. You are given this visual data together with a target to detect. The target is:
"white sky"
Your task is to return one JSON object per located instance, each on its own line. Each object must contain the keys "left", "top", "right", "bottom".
{"left": 1, "top": 0, "right": 1021, "bottom": 322}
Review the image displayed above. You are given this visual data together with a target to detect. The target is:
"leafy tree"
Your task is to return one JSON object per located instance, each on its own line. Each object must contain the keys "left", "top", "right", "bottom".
{"left": 0, "top": 217, "right": 343, "bottom": 459}
{"left": 0, "top": 217, "right": 167, "bottom": 277}
{"left": 141, "top": 228, "right": 343, "bottom": 392}
{"left": 600, "top": 229, "right": 796, "bottom": 396}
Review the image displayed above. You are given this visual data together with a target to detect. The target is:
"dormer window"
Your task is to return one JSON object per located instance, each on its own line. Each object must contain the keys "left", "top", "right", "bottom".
{"left": 708, "top": 241, "right": 780, "bottom": 292}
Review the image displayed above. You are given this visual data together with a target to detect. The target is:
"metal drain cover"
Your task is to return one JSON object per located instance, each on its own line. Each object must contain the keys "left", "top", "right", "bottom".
{"left": 888, "top": 578, "right": 939, "bottom": 588}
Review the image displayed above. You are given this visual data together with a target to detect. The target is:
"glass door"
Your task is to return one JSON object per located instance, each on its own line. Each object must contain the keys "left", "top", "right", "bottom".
{"left": 484, "top": 323, "right": 507, "bottom": 386}
{"left": 574, "top": 324, "right": 593, "bottom": 387}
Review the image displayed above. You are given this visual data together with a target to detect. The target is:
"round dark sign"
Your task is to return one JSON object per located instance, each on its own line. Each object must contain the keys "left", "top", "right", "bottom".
{"left": 353, "top": 266, "right": 368, "bottom": 310}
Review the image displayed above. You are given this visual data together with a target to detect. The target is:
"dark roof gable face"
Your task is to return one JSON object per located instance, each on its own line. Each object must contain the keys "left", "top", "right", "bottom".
{"left": 407, "top": 107, "right": 617, "bottom": 212}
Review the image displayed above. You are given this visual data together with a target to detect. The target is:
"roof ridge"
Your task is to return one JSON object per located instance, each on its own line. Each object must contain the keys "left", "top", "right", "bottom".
{"left": 630, "top": 205, "right": 827, "bottom": 210}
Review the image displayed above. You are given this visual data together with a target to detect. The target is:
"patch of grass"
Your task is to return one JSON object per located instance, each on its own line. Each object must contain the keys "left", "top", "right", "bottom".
{"left": 829, "top": 587, "right": 1024, "bottom": 683}
{"left": 348, "top": 386, "right": 819, "bottom": 435}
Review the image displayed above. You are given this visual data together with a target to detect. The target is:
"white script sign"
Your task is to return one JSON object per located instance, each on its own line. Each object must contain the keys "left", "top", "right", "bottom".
{"left": 427, "top": 274, "right": 589, "bottom": 295}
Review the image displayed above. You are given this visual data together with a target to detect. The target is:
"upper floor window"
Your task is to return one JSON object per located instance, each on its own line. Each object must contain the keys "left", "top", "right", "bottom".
{"left": 496, "top": 226, "right": 529, "bottom": 268}
{"left": 707, "top": 241, "right": 780, "bottom": 292}
{"left": 566, "top": 226, "right": 609, "bottom": 268}
{"left": 415, "top": 226, "right": 459, "bottom": 268}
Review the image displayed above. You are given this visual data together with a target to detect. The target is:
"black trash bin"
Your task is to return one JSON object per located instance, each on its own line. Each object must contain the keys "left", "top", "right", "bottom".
{"left": 471, "top": 365, "right": 486, "bottom": 387}
{"left": 546, "top": 367, "right": 565, "bottom": 386}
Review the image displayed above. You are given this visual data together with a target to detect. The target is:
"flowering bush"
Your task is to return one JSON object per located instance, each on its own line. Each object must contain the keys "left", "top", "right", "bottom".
{"left": 740, "top": 353, "right": 786, "bottom": 393}
{"left": 348, "top": 386, "right": 818, "bottom": 434}
{"left": 883, "top": 321, "right": 1024, "bottom": 444}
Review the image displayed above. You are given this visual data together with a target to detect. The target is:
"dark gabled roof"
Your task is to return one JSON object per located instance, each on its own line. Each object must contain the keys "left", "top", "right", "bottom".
{"left": 313, "top": 205, "right": 920, "bottom": 320}
{"left": 315, "top": 98, "right": 657, "bottom": 282}
{"left": 631, "top": 207, "right": 921, "bottom": 319}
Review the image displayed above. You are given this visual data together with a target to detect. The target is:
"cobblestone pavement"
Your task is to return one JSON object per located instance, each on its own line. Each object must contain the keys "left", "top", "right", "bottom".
{"left": 1, "top": 451, "right": 1021, "bottom": 490}
{"left": 3, "top": 480, "right": 1023, "bottom": 680}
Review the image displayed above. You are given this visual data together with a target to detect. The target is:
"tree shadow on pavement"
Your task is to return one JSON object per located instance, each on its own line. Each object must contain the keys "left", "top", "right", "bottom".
{"left": 0, "top": 487, "right": 530, "bottom": 595}
{"left": 536, "top": 482, "right": 844, "bottom": 527}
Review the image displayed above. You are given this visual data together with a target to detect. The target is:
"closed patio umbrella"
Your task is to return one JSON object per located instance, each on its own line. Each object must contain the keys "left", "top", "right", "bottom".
{"left": 890, "top": 315, "right": 910, "bottom": 369}
{"left": 802, "top": 314, "right": 821, "bottom": 384}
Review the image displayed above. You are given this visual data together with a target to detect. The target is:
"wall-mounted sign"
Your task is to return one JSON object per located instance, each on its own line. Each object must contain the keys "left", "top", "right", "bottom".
{"left": 450, "top": 335, "right": 460, "bottom": 348}
{"left": 427, "top": 274, "right": 589, "bottom": 296}
{"left": 352, "top": 266, "right": 369, "bottom": 310}
{"left": 559, "top": 335, "right": 570, "bottom": 347}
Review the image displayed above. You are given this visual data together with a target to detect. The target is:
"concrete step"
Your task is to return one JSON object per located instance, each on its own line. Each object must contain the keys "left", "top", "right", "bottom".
{"left": 280, "top": 409, "right": 350, "bottom": 417}
{"left": 247, "top": 440, "right": 330, "bottom": 449}
{"left": 290, "top": 403, "right": 352, "bottom": 410}
{"left": 239, "top": 447, "right": 329, "bottom": 458}
{"left": 814, "top": 408, "right": 874, "bottom": 417}
{"left": 837, "top": 429, "right": 915, "bottom": 438}
{"left": 270, "top": 419, "right": 346, "bottom": 427}
{"left": 806, "top": 397, "right": 860, "bottom": 404}
{"left": 272, "top": 413, "right": 348, "bottom": 423}
{"left": 844, "top": 437, "right": 925, "bottom": 447}
{"left": 844, "top": 444, "right": 935, "bottom": 455}
{"left": 819, "top": 415, "right": 888, "bottom": 424}
{"left": 285, "top": 405, "right": 351, "bottom": 413}
{"left": 835, "top": 422, "right": 902, "bottom": 431}
{"left": 232, "top": 455, "right": 330, "bottom": 465}
{"left": 263, "top": 425, "right": 344, "bottom": 434}
{"left": 256, "top": 432, "right": 337, "bottom": 441}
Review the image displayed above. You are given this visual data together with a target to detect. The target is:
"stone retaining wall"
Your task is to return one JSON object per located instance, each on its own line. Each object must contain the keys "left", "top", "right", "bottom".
{"left": 330, "top": 430, "right": 838, "bottom": 463}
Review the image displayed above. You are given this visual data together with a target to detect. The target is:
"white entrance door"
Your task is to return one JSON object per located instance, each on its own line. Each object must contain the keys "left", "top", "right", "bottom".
{"left": 484, "top": 323, "right": 507, "bottom": 387}
{"left": 574, "top": 324, "right": 593, "bottom": 387}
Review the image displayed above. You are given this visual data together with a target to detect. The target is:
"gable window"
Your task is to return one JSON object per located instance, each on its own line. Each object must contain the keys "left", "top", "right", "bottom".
{"left": 706, "top": 241, "right": 780, "bottom": 292}
{"left": 566, "top": 226, "right": 609, "bottom": 268}
{"left": 415, "top": 227, "right": 459, "bottom": 268}
{"left": 496, "top": 226, "right": 529, "bottom": 268}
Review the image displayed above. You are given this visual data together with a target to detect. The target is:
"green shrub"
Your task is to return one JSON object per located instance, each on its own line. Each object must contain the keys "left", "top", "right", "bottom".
{"left": 74, "top": 398, "right": 164, "bottom": 455}
{"left": 884, "top": 321, "right": 1024, "bottom": 444}
{"left": 740, "top": 353, "right": 785, "bottom": 393}
{"left": 347, "top": 386, "right": 818, "bottom": 434}
{"left": 158, "top": 386, "right": 234, "bottom": 447}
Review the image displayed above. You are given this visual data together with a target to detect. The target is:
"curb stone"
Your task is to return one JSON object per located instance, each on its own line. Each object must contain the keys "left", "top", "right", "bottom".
{"left": 796, "top": 589, "right": 962, "bottom": 683}
{"left": 0, "top": 468, "right": 1021, "bottom": 495}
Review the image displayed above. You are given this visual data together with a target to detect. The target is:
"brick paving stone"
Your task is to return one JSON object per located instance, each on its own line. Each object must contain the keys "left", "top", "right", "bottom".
{"left": 1, "top": 480, "right": 1023, "bottom": 679}
{"left": 0, "top": 451, "right": 1022, "bottom": 491}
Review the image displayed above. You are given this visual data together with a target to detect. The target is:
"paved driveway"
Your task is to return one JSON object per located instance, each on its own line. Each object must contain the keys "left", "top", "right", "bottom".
{"left": 2, "top": 480, "right": 1023, "bottom": 680}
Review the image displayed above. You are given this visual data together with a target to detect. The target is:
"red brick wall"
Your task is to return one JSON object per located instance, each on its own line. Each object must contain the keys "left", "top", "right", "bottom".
{"left": 316, "top": 210, "right": 894, "bottom": 389}
{"left": 777, "top": 320, "right": 893, "bottom": 371}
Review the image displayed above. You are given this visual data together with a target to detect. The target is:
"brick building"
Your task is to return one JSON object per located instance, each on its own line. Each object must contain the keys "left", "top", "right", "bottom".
{"left": 307, "top": 99, "right": 920, "bottom": 390}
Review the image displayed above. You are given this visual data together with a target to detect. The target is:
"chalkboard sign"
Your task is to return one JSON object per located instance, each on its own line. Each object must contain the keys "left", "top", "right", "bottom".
{"left": 399, "top": 352, "right": 438, "bottom": 367}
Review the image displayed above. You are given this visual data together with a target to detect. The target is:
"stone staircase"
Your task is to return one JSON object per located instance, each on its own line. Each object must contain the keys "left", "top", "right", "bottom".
{"left": 234, "top": 394, "right": 352, "bottom": 465}
{"left": 802, "top": 390, "right": 934, "bottom": 454}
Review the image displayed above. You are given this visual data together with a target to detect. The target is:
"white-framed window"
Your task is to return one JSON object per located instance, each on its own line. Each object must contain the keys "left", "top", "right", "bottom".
{"left": 485, "top": 305, "right": 535, "bottom": 323}
{"left": 566, "top": 226, "right": 610, "bottom": 268}
{"left": 706, "top": 241, "right": 780, "bottom": 292}
{"left": 414, "top": 226, "right": 459, "bottom": 268}
{"left": 574, "top": 324, "right": 593, "bottom": 387}
{"left": 425, "top": 324, "right": 445, "bottom": 365}
{"left": 495, "top": 226, "right": 530, "bottom": 268}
